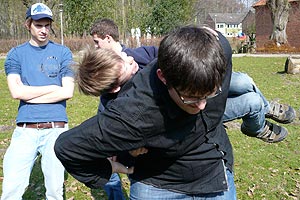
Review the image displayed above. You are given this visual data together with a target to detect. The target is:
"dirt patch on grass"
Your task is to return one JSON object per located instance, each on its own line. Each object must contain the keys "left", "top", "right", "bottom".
{"left": 224, "top": 121, "right": 241, "bottom": 130}
{"left": 0, "top": 125, "right": 14, "bottom": 132}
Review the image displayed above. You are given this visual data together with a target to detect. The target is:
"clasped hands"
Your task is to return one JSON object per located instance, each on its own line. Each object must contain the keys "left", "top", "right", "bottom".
{"left": 107, "top": 147, "right": 148, "bottom": 174}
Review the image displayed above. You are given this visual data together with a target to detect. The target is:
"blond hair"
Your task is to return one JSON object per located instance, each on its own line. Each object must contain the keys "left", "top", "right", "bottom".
{"left": 76, "top": 48, "right": 124, "bottom": 96}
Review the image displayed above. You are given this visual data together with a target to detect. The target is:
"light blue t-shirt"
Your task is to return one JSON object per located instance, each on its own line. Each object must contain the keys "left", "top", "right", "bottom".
{"left": 5, "top": 41, "right": 74, "bottom": 123}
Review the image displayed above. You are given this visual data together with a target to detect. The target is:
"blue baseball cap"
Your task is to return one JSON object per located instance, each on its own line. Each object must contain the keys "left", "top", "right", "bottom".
{"left": 26, "top": 3, "right": 53, "bottom": 21}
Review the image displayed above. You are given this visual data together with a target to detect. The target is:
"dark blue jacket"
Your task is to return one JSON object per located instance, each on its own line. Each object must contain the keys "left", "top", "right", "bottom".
{"left": 122, "top": 45, "right": 158, "bottom": 69}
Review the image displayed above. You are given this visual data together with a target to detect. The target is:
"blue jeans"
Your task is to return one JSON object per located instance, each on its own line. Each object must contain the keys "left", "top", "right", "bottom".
{"left": 129, "top": 169, "right": 236, "bottom": 200}
{"left": 1, "top": 126, "right": 68, "bottom": 200}
{"left": 223, "top": 72, "right": 270, "bottom": 135}
{"left": 104, "top": 173, "right": 126, "bottom": 200}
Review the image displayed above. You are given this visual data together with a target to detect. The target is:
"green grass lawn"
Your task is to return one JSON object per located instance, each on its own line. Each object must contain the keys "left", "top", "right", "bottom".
{"left": 0, "top": 56, "right": 299, "bottom": 199}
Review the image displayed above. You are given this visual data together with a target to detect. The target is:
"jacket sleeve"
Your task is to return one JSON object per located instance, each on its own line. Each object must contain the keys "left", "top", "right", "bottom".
{"left": 125, "top": 46, "right": 158, "bottom": 68}
{"left": 54, "top": 109, "right": 145, "bottom": 188}
{"left": 54, "top": 115, "right": 113, "bottom": 188}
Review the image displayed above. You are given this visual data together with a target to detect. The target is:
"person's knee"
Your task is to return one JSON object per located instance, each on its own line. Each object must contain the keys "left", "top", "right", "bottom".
{"left": 244, "top": 93, "right": 263, "bottom": 112}
{"left": 230, "top": 72, "right": 254, "bottom": 95}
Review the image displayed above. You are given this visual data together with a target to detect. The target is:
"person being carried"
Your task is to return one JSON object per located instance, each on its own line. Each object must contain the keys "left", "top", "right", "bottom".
{"left": 55, "top": 25, "right": 237, "bottom": 199}
{"left": 1, "top": 3, "right": 74, "bottom": 200}
{"left": 86, "top": 18, "right": 296, "bottom": 143}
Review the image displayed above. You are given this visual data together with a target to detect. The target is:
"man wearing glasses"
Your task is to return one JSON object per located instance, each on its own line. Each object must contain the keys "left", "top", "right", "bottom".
{"left": 55, "top": 26, "right": 237, "bottom": 199}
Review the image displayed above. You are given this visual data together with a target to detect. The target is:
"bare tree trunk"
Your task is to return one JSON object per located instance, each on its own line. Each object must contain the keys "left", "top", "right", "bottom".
{"left": 121, "top": 0, "right": 126, "bottom": 43}
{"left": 267, "top": 0, "right": 290, "bottom": 46}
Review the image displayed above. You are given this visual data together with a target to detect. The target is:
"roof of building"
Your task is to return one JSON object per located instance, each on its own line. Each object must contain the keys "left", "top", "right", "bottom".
{"left": 208, "top": 13, "right": 247, "bottom": 24}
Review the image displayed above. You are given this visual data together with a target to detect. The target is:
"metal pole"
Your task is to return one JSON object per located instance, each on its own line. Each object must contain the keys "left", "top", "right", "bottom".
{"left": 214, "top": 15, "right": 217, "bottom": 30}
{"left": 59, "top": 1, "right": 64, "bottom": 45}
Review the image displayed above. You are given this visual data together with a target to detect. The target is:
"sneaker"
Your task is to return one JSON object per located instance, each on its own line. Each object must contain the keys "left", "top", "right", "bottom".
{"left": 266, "top": 101, "right": 296, "bottom": 124}
{"left": 256, "top": 121, "right": 288, "bottom": 143}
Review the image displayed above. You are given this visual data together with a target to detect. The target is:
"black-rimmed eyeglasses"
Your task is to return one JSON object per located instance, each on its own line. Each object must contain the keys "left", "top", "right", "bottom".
{"left": 174, "top": 87, "right": 222, "bottom": 105}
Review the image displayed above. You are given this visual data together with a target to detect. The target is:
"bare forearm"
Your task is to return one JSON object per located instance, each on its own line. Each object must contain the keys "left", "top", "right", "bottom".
{"left": 26, "top": 86, "right": 73, "bottom": 103}
{"left": 7, "top": 74, "right": 60, "bottom": 101}
{"left": 25, "top": 77, "right": 74, "bottom": 103}
{"left": 11, "top": 84, "right": 60, "bottom": 101}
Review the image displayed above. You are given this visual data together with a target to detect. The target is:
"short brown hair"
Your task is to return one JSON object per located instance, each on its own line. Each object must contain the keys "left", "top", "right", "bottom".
{"left": 158, "top": 26, "right": 226, "bottom": 96}
{"left": 90, "top": 18, "right": 119, "bottom": 41}
{"left": 76, "top": 48, "right": 124, "bottom": 96}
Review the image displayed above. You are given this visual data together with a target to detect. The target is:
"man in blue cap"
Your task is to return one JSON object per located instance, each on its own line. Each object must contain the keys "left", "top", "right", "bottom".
{"left": 1, "top": 3, "right": 74, "bottom": 200}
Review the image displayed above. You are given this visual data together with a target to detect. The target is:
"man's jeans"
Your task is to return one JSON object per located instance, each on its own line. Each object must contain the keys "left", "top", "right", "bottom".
{"left": 104, "top": 173, "right": 126, "bottom": 200}
{"left": 223, "top": 72, "right": 270, "bottom": 135}
{"left": 1, "top": 126, "right": 68, "bottom": 200}
{"left": 129, "top": 169, "right": 236, "bottom": 200}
